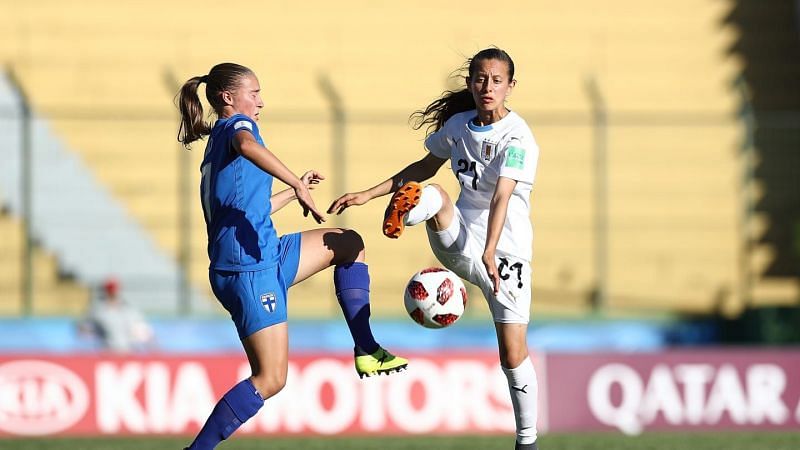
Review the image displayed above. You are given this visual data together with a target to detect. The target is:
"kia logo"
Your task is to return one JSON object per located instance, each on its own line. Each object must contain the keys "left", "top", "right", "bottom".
{"left": 0, "top": 360, "right": 89, "bottom": 435}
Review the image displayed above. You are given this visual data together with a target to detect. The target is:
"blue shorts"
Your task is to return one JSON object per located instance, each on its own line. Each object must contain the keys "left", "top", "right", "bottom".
{"left": 209, "top": 232, "right": 302, "bottom": 339}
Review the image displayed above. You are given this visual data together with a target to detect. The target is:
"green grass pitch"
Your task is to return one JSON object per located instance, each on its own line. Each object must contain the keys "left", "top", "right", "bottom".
{"left": 1, "top": 432, "right": 799, "bottom": 450}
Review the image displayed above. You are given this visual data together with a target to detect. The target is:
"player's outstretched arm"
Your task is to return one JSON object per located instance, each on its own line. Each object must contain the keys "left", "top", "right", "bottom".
{"left": 327, "top": 153, "right": 446, "bottom": 215}
{"left": 234, "top": 131, "right": 326, "bottom": 223}
{"left": 270, "top": 170, "right": 324, "bottom": 214}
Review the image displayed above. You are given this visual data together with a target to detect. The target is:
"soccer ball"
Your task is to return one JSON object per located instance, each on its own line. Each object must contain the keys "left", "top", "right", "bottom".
{"left": 403, "top": 267, "right": 467, "bottom": 329}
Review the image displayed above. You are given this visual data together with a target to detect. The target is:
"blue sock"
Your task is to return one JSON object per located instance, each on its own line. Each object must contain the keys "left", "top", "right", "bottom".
{"left": 334, "top": 262, "right": 379, "bottom": 354}
{"left": 187, "top": 379, "right": 264, "bottom": 450}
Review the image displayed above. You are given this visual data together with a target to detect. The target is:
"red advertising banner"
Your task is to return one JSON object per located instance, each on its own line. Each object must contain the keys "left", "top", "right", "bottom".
{"left": 0, "top": 352, "right": 523, "bottom": 437}
{"left": 2, "top": 349, "right": 799, "bottom": 437}
{"left": 545, "top": 349, "right": 800, "bottom": 433}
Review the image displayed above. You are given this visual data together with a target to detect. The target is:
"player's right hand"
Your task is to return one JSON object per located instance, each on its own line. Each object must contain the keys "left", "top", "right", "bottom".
{"left": 481, "top": 251, "right": 500, "bottom": 295}
{"left": 327, "top": 191, "right": 371, "bottom": 215}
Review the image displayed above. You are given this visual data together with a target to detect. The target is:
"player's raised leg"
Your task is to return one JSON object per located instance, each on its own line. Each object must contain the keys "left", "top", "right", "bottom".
{"left": 496, "top": 322, "right": 539, "bottom": 450}
{"left": 383, "top": 182, "right": 454, "bottom": 238}
{"left": 293, "top": 228, "right": 408, "bottom": 377}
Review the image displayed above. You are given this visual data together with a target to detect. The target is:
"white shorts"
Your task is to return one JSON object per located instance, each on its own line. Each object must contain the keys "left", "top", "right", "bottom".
{"left": 425, "top": 206, "right": 532, "bottom": 323}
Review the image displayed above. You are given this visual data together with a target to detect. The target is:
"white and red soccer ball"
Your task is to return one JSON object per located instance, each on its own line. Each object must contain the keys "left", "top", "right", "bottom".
{"left": 403, "top": 267, "right": 467, "bottom": 329}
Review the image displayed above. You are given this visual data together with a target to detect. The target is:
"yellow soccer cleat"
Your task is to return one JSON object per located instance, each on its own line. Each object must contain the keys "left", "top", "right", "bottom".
{"left": 355, "top": 347, "right": 408, "bottom": 378}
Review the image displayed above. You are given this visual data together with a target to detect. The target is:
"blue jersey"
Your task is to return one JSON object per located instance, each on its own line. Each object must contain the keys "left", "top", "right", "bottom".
{"left": 200, "top": 114, "right": 280, "bottom": 271}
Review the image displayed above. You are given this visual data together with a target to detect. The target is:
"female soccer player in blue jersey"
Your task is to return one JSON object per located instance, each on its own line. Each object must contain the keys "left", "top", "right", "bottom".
{"left": 329, "top": 48, "right": 540, "bottom": 450}
{"left": 176, "top": 62, "right": 407, "bottom": 450}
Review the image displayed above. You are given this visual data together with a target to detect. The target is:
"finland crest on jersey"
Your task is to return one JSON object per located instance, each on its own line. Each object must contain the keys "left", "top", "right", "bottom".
{"left": 261, "top": 292, "right": 277, "bottom": 313}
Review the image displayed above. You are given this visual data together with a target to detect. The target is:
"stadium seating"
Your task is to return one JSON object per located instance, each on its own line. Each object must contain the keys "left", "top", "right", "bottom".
{"left": 0, "top": 73, "right": 215, "bottom": 316}
{"left": 1, "top": 0, "right": 791, "bottom": 319}
{"left": 0, "top": 213, "right": 89, "bottom": 315}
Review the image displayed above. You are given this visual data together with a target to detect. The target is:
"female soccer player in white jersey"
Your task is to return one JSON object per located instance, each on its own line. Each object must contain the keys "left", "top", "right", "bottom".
{"left": 328, "top": 48, "right": 540, "bottom": 450}
{"left": 176, "top": 62, "right": 407, "bottom": 450}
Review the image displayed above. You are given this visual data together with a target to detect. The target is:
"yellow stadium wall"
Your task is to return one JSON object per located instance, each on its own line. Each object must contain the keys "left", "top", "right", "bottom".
{"left": 1, "top": 0, "right": 792, "bottom": 318}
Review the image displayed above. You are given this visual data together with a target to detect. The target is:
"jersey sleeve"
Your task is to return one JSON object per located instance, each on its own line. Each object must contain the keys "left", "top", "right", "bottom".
{"left": 424, "top": 126, "right": 452, "bottom": 159}
{"left": 498, "top": 137, "right": 538, "bottom": 184}
{"left": 227, "top": 114, "right": 259, "bottom": 140}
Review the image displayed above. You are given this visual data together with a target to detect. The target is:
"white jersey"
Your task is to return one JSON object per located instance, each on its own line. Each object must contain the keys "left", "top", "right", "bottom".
{"left": 425, "top": 110, "right": 539, "bottom": 261}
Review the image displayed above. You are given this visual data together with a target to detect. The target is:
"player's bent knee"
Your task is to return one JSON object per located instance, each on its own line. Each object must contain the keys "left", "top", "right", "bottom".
{"left": 251, "top": 372, "right": 287, "bottom": 399}
{"left": 426, "top": 184, "right": 452, "bottom": 227}
{"left": 435, "top": 185, "right": 451, "bottom": 204}
{"left": 499, "top": 345, "right": 530, "bottom": 369}
{"left": 428, "top": 184, "right": 450, "bottom": 203}
{"left": 324, "top": 228, "right": 365, "bottom": 265}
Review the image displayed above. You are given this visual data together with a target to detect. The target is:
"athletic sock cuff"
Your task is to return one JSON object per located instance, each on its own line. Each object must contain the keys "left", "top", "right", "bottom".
{"left": 334, "top": 262, "right": 370, "bottom": 293}
{"left": 223, "top": 379, "right": 265, "bottom": 422}
{"left": 502, "top": 356, "right": 532, "bottom": 373}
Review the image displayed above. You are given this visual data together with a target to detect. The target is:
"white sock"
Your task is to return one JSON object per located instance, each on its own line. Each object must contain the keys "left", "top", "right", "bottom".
{"left": 502, "top": 357, "right": 538, "bottom": 445}
{"left": 404, "top": 184, "right": 443, "bottom": 226}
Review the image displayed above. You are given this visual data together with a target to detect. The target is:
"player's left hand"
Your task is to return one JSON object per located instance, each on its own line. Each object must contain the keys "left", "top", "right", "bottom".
{"left": 482, "top": 251, "right": 500, "bottom": 294}
{"left": 300, "top": 170, "right": 325, "bottom": 189}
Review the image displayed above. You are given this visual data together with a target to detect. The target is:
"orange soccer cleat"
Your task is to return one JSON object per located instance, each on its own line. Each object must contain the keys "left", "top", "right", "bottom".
{"left": 382, "top": 182, "right": 422, "bottom": 239}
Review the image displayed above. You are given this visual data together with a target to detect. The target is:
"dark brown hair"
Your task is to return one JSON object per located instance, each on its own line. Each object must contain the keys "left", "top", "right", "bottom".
{"left": 410, "top": 48, "right": 515, "bottom": 135}
{"left": 176, "top": 62, "right": 254, "bottom": 147}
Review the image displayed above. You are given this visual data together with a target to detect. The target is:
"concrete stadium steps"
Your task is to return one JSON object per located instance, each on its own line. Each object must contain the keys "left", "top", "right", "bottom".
{"left": 0, "top": 214, "right": 90, "bottom": 316}
{"left": 0, "top": 72, "right": 214, "bottom": 316}
{"left": 0, "top": 84, "right": 92, "bottom": 316}
{"left": 56, "top": 120, "right": 184, "bottom": 253}
{"left": 0, "top": 0, "right": 756, "bottom": 317}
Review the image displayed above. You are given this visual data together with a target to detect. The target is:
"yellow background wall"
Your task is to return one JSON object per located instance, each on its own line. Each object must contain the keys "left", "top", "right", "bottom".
{"left": 1, "top": 1, "right": 769, "bottom": 318}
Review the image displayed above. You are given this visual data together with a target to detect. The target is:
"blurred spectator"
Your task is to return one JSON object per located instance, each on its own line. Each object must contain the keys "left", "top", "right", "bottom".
{"left": 79, "top": 278, "right": 155, "bottom": 353}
